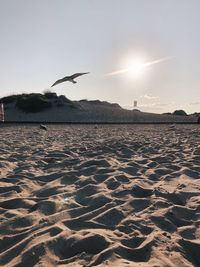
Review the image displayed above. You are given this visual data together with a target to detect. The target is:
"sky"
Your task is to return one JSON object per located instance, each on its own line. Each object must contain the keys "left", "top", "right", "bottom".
{"left": 0, "top": 0, "right": 200, "bottom": 113}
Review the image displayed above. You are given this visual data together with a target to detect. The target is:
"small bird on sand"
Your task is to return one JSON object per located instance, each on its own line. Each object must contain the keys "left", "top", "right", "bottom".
{"left": 40, "top": 124, "right": 47, "bottom": 131}
{"left": 51, "top": 72, "right": 90, "bottom": 87}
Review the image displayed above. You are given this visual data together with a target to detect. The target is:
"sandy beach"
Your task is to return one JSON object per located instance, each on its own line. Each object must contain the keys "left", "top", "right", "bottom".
{"left": 0, "top": 124, "right": 200, "bottom": 266}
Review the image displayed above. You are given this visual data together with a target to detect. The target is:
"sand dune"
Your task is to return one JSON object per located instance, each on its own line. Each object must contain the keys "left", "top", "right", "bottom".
{"left": 3, "top": 99, "right": 197, "bottom": 123}
{"left": 0, "top": 124, "right": 200, "bottom": 266}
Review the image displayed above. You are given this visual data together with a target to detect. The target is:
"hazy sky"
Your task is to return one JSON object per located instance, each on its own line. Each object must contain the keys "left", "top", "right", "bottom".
{"left": 0, "top": 0, "right": 200, "bottom": 113}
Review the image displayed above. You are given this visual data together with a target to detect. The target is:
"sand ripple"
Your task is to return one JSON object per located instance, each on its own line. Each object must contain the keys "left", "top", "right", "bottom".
{"left": 0, "top": 124, "right": 200, "bottom": 266}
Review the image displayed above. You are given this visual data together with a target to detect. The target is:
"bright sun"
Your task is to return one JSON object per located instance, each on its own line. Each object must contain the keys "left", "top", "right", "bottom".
{"left": 123, "top": 55, "right": 147, "bottom": 78}
{"left": 126, "top": 58, "right": 146, "bottom": 76}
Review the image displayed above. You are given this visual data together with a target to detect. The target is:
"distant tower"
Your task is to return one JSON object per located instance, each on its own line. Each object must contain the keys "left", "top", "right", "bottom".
{"left": 134, "top": 100, "right": 137, "bottom": 108}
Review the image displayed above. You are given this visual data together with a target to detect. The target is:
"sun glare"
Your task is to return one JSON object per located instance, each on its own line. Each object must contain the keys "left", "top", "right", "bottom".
{"left": 107, "top": 55, "right": 174, "bottom": 77}
{"left": 126, "top": 58, "right": 146, "bottom": 77}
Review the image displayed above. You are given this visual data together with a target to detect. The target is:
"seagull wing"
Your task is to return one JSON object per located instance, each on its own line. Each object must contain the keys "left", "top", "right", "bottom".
{"left": 70, "top": 72, "right": 90, "bottom": 79}
{"left": 51, "top": 78, "right": 68, "bottom": 87}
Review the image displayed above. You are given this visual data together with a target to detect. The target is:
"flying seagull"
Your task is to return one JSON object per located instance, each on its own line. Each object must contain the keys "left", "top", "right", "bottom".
{"left": 51, "top": 72, "right": 89, "bottom": 87}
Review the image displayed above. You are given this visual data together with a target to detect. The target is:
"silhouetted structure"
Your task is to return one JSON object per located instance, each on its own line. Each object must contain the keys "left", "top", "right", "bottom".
{"left": 0, "top": 102, "right": 4, "bottom": 122}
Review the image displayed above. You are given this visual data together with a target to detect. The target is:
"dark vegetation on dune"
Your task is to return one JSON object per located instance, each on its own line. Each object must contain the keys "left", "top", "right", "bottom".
{"left": 163, "top": 110, "right": 188, "bottom": 116}
{"left": 0, "top": 93, "right": 121, "bottom": 114}
{"left": 0, "top": 92, "right": 76, "bottom": 113}
{"left": 173, "top": 110, "right": 188, "bottom": 116}
{"left": 16, "top": 94, "right": 52, "bottom": 113}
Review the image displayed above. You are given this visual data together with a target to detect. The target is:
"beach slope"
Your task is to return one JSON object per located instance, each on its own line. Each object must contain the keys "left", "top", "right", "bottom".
{"left": 0, "top": 124, "right": 200, "bottom": 266}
